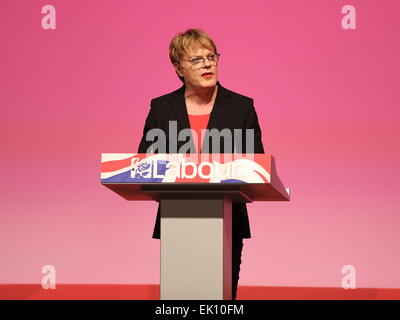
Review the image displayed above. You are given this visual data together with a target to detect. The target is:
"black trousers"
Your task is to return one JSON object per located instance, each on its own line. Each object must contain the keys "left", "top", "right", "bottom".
{"left": 232, "top": 231, "right": 244, "bottom": 300}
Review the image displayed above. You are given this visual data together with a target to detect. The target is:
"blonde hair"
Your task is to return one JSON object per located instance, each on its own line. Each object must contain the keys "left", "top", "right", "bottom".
{"left": 169, "top": 28, "right": 218, "bottom": 83}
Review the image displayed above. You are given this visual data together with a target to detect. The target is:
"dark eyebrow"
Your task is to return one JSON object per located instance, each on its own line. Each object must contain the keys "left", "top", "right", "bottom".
{"left": 190, "top": 53, "right": 213, "bottom": 58}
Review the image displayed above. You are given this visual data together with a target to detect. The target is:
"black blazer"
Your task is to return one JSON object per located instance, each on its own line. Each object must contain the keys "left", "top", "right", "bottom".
{"left": 138, "top": 81, "right": 265, "bottom": 239}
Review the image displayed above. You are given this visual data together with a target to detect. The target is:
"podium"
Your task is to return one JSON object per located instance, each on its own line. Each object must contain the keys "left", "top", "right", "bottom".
{"left": 101, "top": 153, "right": 289, "bottom": 300}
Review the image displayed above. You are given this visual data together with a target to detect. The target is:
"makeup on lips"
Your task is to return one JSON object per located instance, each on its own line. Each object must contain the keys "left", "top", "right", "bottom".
{"left": 201, "top": 72, "right": 213, "bottom": 79}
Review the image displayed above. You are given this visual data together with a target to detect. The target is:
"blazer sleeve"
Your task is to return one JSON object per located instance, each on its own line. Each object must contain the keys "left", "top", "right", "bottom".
{"left": 245, "top": 98, "right": 265, "bottom": 154}
{"left": 137, "top": 100, "right": 157, "bottom": 153}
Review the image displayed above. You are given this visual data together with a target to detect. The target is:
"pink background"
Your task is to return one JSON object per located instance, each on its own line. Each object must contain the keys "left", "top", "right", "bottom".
{"left": 1, "top": 0, "right": 399, "bottom": 288}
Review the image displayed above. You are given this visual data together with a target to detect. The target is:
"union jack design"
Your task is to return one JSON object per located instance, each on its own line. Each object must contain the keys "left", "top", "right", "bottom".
{"left": 101, "top": 154, "right": 271, "bottom": 184}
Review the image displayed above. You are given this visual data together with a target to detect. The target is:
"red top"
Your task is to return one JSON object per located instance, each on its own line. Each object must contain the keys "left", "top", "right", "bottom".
{"left": 188, "top": 113, "right": 210, "bottom": 153}
{"left": 173, "top": 113, "right": 211, "bottom": 183}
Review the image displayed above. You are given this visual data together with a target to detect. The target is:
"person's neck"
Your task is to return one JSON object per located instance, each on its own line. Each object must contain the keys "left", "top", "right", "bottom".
{"left": 184, "top": 83, "right": 218, "bottom": 106}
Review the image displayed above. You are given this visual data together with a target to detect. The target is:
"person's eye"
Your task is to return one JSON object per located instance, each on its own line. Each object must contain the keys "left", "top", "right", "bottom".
{"left": 190, "top": 57, "right": 202, "bottom": 63}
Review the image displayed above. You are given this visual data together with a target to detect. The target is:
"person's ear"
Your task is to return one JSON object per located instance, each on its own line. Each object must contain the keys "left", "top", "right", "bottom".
{"left": 174, "top": 63, "right": 184, "bottom": 77}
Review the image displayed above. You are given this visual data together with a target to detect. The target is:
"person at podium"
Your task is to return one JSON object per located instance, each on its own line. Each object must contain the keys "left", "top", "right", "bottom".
{"left": 138, "top": 28, "right": 265, "bottom": 300}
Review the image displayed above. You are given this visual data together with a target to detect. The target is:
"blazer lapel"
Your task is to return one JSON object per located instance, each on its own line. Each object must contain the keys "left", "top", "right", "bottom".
{"left": 171, "top": 80, "right": 232, "bottom": 130}
{"left": 170, "top": 81, "right": 233, "bottom": 153}
{"left": 206, "top": 81, "right": 232, "bottom": 130}
{"left": 171, "top": 84, "right": 190, "bottom": 130}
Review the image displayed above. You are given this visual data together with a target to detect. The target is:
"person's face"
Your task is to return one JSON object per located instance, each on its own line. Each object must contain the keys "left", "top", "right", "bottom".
{"left": 175, "top": 47, "right": 218, "bottom": 89}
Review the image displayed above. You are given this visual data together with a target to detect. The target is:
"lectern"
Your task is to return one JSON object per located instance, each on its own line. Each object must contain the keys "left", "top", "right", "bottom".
{"left": 101, "top": 153, "right": 289, "bottom": 300}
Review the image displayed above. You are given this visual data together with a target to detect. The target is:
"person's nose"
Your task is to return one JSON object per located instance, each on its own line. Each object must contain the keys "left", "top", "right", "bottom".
{"left": 203, "top": 57, "right": 212, "bottom": 67}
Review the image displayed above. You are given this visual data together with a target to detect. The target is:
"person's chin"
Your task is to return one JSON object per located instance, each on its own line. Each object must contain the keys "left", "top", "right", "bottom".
{"left": 198, "top": 78, "right": 217, "bottom": 87}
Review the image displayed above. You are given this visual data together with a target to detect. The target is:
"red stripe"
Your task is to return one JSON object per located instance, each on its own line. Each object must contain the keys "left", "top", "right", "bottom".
{"left": 101, "top": 154, "right": 150, "bottom": 173}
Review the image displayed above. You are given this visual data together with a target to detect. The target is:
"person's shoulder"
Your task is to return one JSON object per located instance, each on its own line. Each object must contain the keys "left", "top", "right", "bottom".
{"left": 221, "top": 84, "right": 253, "bottom": 102}
{"left": 150, "top": 86, "right": 182, "bottom": 107}
{"left": 222, "top": 85, "right": 254, "bottom": 108}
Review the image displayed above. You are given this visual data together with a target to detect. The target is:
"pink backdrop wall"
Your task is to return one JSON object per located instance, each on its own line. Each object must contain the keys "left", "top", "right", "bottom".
{"left": 1, "top": 0, "right": 399, "bottom": 288}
